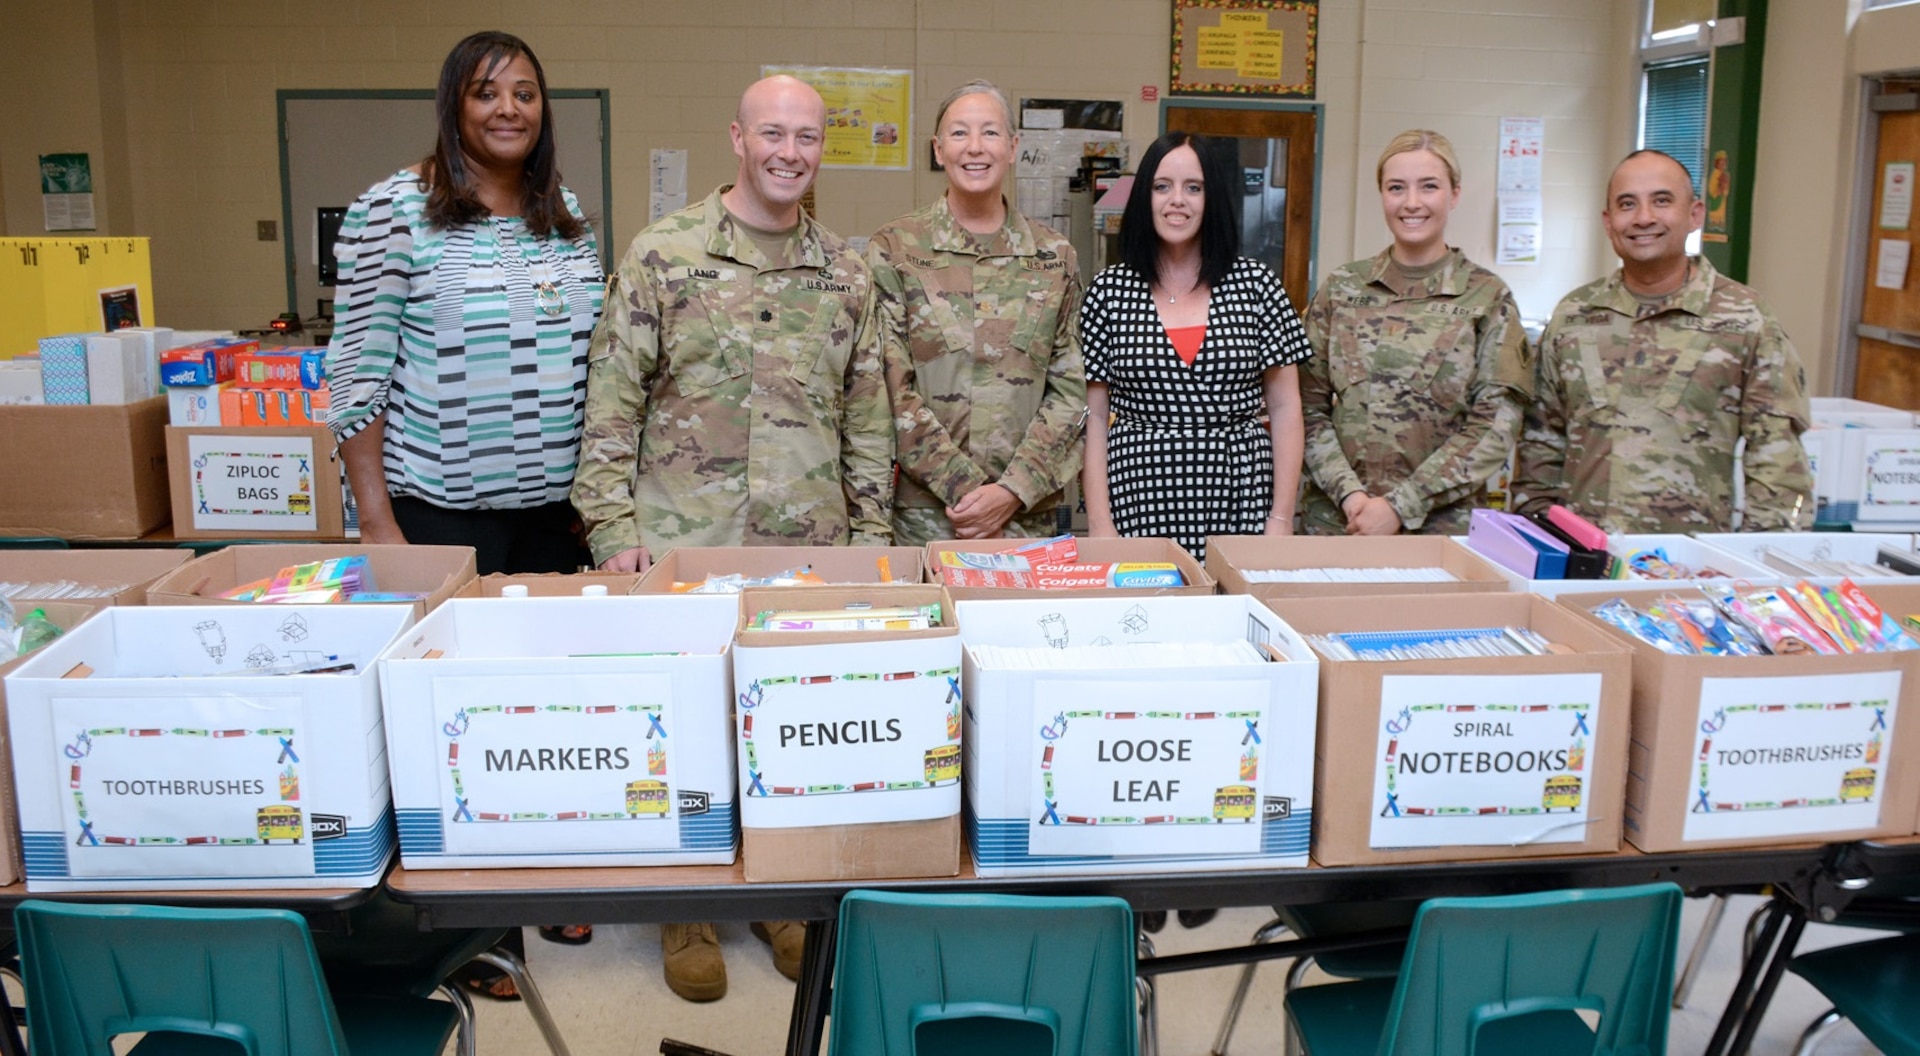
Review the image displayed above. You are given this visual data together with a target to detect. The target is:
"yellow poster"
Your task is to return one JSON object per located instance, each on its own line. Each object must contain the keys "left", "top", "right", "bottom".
{"left": 761, "top": 65, "right": 912, "bottom": 170}
{"left": 1239, "top": 30, "right": 1286, "bottom": 79}
{"left": 1220, "top": 12, "right": 1267, "bottom": 28}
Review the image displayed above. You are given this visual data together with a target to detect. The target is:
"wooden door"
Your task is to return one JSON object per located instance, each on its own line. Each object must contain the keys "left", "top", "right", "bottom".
{"left": 1164, "top": 105, "right": 1318, "bottom": 311}
{"left": 1855, "top": 87, "right": 1920, "bottom": 408}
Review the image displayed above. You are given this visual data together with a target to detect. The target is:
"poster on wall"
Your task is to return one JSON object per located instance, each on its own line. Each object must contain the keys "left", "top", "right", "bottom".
{"left": 40, "top": 153, "right": 95, "bottom": 232}
{"left": 1495, "top": 117, "right": 1543, "bottom": 266}
{"left": 1170, "top": 0, "right": 1318, "bottom": 99}
{"left": 1703, "top": 148, "right": 1733, "bottom": 244}
{"left": 760, "top": 66, "right": 912, "bottom": 170}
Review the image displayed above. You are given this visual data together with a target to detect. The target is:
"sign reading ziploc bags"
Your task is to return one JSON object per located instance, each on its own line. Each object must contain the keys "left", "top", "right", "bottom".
{"left": 60, "top": 695, "right": 314, "bottom": 877}
{"left": 430, "top": 674, "right": 682, "bottom": 855}
{"left": 187, "top": 432, "right": 318, "bottom": 532}
{"left": 1685, "top": 671, "right": 1901, "bottom": 841}
{"left": 1372, "top": 673, "right": 1603, "bottom": 848}
{"left": 734, "top": 637, "right": 961, "bottom": 827}
{"left": 1028, "top": 680, "right": 1266, "bottom": 857}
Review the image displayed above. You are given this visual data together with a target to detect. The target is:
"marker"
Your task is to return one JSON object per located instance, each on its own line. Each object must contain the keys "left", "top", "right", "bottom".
{"left": 213, "top": 729, "right": 250, "bottom": 738}
{"left": 883, "top": 671, "right": 918, "bottom": 681}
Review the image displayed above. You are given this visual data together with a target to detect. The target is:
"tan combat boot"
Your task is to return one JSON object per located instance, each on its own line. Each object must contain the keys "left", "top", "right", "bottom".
{"left": 661, "top": 922, "right": 727, "bottom": 1001}
{"left": 751, "top": 919, "right": 805, "bottom": 981}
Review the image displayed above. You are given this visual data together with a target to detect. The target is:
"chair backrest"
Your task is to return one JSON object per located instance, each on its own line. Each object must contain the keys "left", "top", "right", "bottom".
{"left": 1377, "top": 883, "right": 1682, "bottom": 1056}
{"left": 827, "top": 890, "right": 1137, "bottom": 1056}
{"left": 15, "top": 900, "right": 352, "bottom": 1056}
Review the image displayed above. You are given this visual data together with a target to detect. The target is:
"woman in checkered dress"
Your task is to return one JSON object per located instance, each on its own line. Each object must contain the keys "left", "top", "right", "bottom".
{"left": 1079, "top": 131, "right": 1309, "bottom": 562}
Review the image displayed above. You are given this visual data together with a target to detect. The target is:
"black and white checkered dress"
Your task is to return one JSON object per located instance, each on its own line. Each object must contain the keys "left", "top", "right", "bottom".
{"left": 1080, "top": 258, "right": 1310, "bottom": 560}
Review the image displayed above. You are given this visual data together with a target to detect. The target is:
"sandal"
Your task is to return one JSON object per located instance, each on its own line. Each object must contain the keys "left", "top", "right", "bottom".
{"left": 454, "top": 962, "right": 521, "bottom": 1002}
{"left": 537, "top": 924, "right": 594, "bottom": 946}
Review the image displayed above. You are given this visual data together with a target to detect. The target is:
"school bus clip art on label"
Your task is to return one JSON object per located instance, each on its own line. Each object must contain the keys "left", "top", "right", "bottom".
{"left": 626, "top": 780, "right": 670, "bottom": 817}
{"left": 257, "top": 805, "right": 304, "bottom": 843}
{"left": 1213, "top": 784, "right": 1256, "bottom": 822}
{"left": 1542, "top": 774, "right": 1583, "bottom": 812}
{"left": 924, "top": 744, "right": 961, "bottom": 785}
{"left": 1841, "top": 767, "right": 1877, "bottom": 803}
{"left": 287, "top": 492, "right": 312, "bottom": 516}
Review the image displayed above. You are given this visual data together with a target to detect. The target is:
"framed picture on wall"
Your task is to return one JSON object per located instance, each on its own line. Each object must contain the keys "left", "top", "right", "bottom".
{"left": 1171, "top": 0, "right": 1318, "bottom": 99}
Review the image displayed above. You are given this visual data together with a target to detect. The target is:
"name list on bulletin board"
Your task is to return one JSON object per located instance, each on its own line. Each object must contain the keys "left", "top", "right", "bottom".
{"left": 761, "top": 66, "right": 912, "bottom": 171}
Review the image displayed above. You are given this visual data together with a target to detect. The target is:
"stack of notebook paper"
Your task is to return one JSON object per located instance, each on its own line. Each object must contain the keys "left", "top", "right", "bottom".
{"left": 1240, "top": 566, "right": 1456, "bottom": 583}
{"left": 1307, "top": 625, "right": 1554, "bottom": 662}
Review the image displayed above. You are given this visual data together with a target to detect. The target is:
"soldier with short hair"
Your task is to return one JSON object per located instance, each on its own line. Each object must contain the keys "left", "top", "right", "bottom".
{"left": 1514, "top": 149, "right": 1813, "bottom": 532}
{"left": 570, "top": 73, "right": 891, "bottom": 1002}
{"left": 868, "top": 79, "right": 1086, "bottom": 546}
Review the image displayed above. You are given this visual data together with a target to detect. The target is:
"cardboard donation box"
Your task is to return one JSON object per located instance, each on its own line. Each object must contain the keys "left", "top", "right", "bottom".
{"left": 0, "top": 601, "right": 103, "bottom": 885}
{"left": 1570, "top": 587, "right": 1920, "bottom": 851}
{"left": 5, "top": 604, "right": 413, "bottom": 891}
{"left": 731, "top": 586, "right": 961, "bottom": 882}
{"left": 1692, "top": 532, "right": 1920, "bottom": 585}
{"left": 1265, "top": 593, "right": 1632, "bottom": 866}
{"left": 0, "top": 549, "right": 190, "bottom": 609}
{"left": 0, "top": 397, "right": 169, "bottom": 538}
{"left": 634, "top": 546, "right": 924, "bottom": 594}
{"left": 928, "top": 537, "right": 1213, "bottom": 600}
{"left": 459, "top": 571, "right": 644, "bottom": 598}
{"left": 378, "top": 595, "right": 739, "bottom": 868}
{"left": 958, "top": 594, "right": 1318, "bottom": 877}
{"left": 165, "top": 426, "right": 347, "bottom": 539}
{"left": 146, "top": 544, "right": 477, "bottom": 620}
{"left": 1207, "top": 535, "right": 1509, "bottom": 600}
{"left": 1469, "top": 532, "right": 1776, "bottom": 598}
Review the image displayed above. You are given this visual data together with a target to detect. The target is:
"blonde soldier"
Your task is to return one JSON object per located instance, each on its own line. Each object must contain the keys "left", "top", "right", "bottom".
{"left": 868, "top": 80, "right": 1085, "bottom": 546}
{"left": 1514, "top": 149, "right": 1812, "bottom": 532}
{"left": 1301, "top": 129, "right": 1531, "bottom": 536}
{"left": 570, "top": 74, "right": 890, "bottom": 1002}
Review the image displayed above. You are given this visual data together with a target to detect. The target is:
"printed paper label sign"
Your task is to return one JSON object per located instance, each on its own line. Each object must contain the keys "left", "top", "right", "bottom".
{"left": 1372, "top": 673, "right": 1603, "bottom": 849}
{"left": 187, "top": 433, "right": 318, "bottom": 532}
{"left": 433, "top": 674, "right": 681, "bottom": 855}
{"left": 58, "top": 694, "right": 315, "bottom": 878}
{"left": 1028, "top": 678, "right": 1267, "bottom": 857}
{"left": 1863, "top": 446, "right": 1920, "bottom": 509}
{"left": 1684, "top": 671, "right": 1900, "bottom": 841}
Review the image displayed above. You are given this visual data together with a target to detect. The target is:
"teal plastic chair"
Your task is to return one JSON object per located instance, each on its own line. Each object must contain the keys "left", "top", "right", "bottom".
{"left": 1786, "top": 932, "right": 1920, "bottom": 1055}
{"left": 15, "top": 900, "right": 460, "bottom": 1055}
{"left": 827, "top": 890, "right": 1138, "bottom": 1056}
{"left": 1285, "top": 883, "right": 1683, "bottom": 1056}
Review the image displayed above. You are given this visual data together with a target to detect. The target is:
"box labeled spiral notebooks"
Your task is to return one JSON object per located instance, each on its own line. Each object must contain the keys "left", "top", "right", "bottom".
{"left": 959, "top": 594, "right": 1318, "bottom": 876}
{"left": 5, "top": 604, "right": 413, "bottom": 891}
{"left": 377, "top": 595, "right": 739, "bottom": 868}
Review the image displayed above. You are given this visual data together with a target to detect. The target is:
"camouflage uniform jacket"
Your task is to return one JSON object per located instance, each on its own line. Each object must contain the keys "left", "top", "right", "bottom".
{"left": 1300, "top": 247, "right": 1532, "bottom": 535}
{"left": 867, "top": 196, "right": 1086, "bottom": 524}
{"left": 570, "top": 187, "right": 893, "bottom": 564}
{"left": 1513, "top": 256, "right": 1813, "bottom": 533}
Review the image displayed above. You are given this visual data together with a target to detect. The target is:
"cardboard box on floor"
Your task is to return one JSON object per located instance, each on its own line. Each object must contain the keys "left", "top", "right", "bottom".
{"left": 6, "top": 604, "right": 413, "bottom": 891}
{"left": 926, "top": 537, "right": 1213, "bottom": 600}
{"left": 0, "top": 548, "right": 190, "bottom": 609}
{"left": 0, "top": 601, "right": 104, "bottom": 886}
{"left": 458, "top": 571, "right": 644, "bottom": 598}
{"left": 633, "top": 545, "right": 923, "bottom": 594}
{"left": 146, "top": 544, "right": 477, "bottom": 620}
{"left": 377, "top": 595, "right": 738, "bottom": 868}
{"left": 1567, "top": 586, "right": 1920, "bottom": 852}
{"left": 1207, "top": 535, "right": 1510, "bottom": 600}
{"left": 1467, "top": 532, "right": 1776, "bottom": 598}
{"left": 0, "top": 397, "right": 169, "bottom": 539}
{"left": 958, "top": 594, "right": 1318, "bottom": 877}
{"left": 1264, "top": 593, "right": 1632, "bottom": 867}
{"left": 731, "top": 585, "right": 961, "bottom": 882}
{"left": 165, "top": 426, "right": 348, "bottom": 540}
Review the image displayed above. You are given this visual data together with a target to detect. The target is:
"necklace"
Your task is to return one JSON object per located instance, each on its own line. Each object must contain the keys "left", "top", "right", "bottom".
{"left": 534, "top": 281, "right": 567, "bottom": 318}
{"left": 1157, "top": 276, "right": 1201, "bottom": 303}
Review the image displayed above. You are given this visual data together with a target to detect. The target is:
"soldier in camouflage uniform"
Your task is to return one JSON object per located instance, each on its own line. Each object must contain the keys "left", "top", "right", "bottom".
{"left": 1514, "top": 149, "right": 1812, "bottom": 532}
{"left": 571, "top": 75, "right": 892, "bottom": 574}
{"left": 868, "top": 80, "right": 1086, "bottom": 547}
{"left": 1302, "top": 130, "right": 1532, "bottom": 536}
{"left": 568, "top": 73, "right": 890, "bottom": 1004}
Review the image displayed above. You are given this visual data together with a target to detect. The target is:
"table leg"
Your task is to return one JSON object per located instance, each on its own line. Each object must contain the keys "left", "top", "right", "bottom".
{"left": 785, "top": 919, "right": 837, "bottom": 1056}
{"left": 1727, "top": 913, "right": 1806, "bottom": 1056}
{"left": 0, "top": 982, "right": 21, "bottom": 1056}
{"left": 1701, "top": 899, "right": 1787, "bottom": 1056}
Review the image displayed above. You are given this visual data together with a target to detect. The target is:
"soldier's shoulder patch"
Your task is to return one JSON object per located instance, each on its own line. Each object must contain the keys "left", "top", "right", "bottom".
{"left": 665, "top": 265, "right": 737, "bottom": 283}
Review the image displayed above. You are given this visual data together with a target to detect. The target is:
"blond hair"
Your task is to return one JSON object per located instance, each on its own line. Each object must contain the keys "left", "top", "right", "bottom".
{"left": 1376, "top": 129, "right": 1461, "bottom": 190}
{"left": 934, "top": 79, "right": 1015, "bottom": 134}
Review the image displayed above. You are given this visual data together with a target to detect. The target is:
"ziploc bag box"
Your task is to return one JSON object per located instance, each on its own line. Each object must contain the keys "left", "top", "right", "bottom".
{"left": 960, "top": 594, "right": 1317, "bottom": 877}
{"left": 1208, "top": 535, "right": 1509, "bottom": 600}
{"left": 731, "top": 585, "right": 961, "bottom": 882}
{"left": 377, "top": 595, "right": 738, "bottom": 868}
{"left": 5, "top": 603, "right": 413, "bottom": 890}
{"left": 1265, "top": 593, "right": 1632, "bottom": 866}
{"left": 1569, "top": 586, "right": 1920, "bottom": 851}
{"left": 0, "top": 600, "right": 102, "bottom": 886}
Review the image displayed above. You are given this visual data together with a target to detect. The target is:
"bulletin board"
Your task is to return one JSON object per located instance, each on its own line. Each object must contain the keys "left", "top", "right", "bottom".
{"left": 1171, "top": 0, "right": 1318, "bottom": 99}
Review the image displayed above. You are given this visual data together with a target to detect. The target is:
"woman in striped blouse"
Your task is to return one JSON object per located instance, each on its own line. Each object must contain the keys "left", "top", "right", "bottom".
{"left": 325, "top": 30, "right": 604, "bottom": 574}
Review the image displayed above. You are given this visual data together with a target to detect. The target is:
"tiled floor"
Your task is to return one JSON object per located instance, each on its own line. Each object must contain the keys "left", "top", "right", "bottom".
{"left": 467, "top": 894, "right": 1889, "bottom": 1055}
